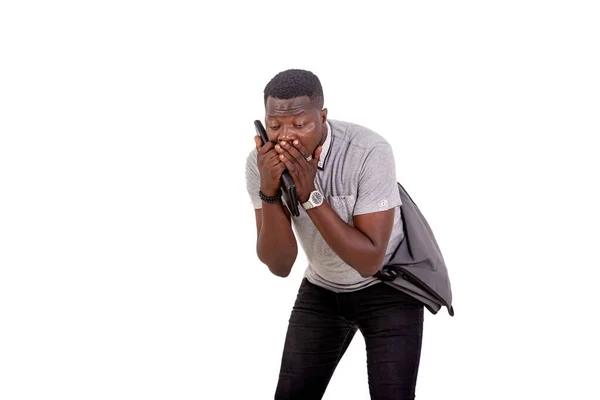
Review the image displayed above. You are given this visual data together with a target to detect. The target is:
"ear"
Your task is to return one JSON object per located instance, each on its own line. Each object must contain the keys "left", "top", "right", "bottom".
{"left": 320, "top": 108, "right": 328, "bottom": 125}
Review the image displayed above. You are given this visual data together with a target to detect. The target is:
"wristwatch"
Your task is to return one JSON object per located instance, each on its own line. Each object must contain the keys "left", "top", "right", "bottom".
{"left": 301, "top": 189, "right": 324, "bottom": 210}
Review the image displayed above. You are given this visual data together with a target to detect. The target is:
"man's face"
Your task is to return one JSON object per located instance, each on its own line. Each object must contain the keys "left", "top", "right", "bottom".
{"left": 265, "top": 95, "right": 327, "bottom": 156}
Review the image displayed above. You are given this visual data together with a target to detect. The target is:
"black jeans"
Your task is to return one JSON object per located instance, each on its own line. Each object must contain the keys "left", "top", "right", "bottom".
{"left": 275, "top": 278, "right": 424, "bottom": 400}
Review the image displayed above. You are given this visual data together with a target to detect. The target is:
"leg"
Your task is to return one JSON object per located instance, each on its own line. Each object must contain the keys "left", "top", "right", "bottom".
{"left": 275, "top": 278, "right": 357, "bottom": 400}
{"left": 354, "top": 284, "right": 424, "bottom": 400}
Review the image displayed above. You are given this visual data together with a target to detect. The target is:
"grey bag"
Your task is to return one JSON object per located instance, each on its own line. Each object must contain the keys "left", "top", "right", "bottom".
{"left": 374, "top": 182, "right": 454, "bottom": 316}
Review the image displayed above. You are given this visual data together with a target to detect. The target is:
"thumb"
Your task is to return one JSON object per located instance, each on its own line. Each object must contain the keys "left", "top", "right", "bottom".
{"left": 312, "top": 145, "right": 323, "bottom": 166}
{"left": 254, "top": 135, "right": 262, "bottom": 151}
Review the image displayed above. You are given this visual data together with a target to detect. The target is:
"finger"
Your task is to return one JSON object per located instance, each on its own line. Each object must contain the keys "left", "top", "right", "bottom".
{"left": 258, "top": 140, "right": 275, "bottom": 155}
{"left": 275, "top": 143, "right": 298, "bottom": 165}
{"left": 280, "top": 140, "right": 306, "bottom": 163}
{"left": 277, "top": 161, "right": 286, "bottom": 175}
{"left": 277, "top": 149, "right": 298, "bottom": 171}
{"left": 258, "top": 149, "right": 283, "bottom": 173}
{"left": 266, "top": 159, "right": 286, "bottom": 179}
{"left": 312, "top": 145, "right": 323, "bottom": 166}
{"left": 264, "top": 149, "right": 284, "bottom": 167}
{"left": 278, "top": 151, "right": 298, "bottom": 174}
{"left": 254, "top": 135, "right": 262, "bottom": 151}
{"left": 289, "top": 139, "right": 311, "bottom": 160}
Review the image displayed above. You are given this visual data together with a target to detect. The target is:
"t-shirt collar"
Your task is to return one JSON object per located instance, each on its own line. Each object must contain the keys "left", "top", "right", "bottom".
{"left": 317, "top": 120, "right": 333, "bottom": 170}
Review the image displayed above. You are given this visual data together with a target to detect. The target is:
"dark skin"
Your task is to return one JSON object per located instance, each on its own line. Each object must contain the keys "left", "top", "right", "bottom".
{"left": 254, "top": 96, "right": 395, "bottom": 278}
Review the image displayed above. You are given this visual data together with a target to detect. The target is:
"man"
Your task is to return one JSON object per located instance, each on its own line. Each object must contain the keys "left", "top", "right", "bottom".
{"left": 245, "top": 69, "right": 424, "bottom": 399}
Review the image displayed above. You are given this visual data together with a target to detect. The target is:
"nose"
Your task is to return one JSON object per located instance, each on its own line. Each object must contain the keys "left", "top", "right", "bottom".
{"left": 268, "top": 126, "right": 291, "bottom": 143}
{"left": 277, "top": 126, "right": 295, "bottom": 141}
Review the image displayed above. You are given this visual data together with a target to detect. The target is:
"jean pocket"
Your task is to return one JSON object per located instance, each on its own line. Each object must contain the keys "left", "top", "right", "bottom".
{"left": 329, "top": 195, "right": 356, "bottom": 225}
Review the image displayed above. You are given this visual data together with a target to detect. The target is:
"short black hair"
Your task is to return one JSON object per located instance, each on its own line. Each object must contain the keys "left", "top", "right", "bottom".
{"left": 263, "top": 69, "right": 324, "bottom": 109}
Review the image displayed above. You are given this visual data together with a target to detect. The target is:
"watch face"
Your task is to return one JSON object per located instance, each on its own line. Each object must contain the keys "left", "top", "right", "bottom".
{"left": 311, "top": 191, "right": 323, "bottom": 204}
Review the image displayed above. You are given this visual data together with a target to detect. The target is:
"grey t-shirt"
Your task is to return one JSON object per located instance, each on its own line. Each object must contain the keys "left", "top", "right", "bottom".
{"left": 245, "top": 119, "right": 404, "bottom": 292}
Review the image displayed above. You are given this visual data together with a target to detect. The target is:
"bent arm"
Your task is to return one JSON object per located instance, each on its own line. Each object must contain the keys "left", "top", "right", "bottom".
{"left": 306, "top": 205, "right": 394, "bottom": 277}
{"left": 306, "top": 142, "right": 400, "bottom": 277}
{"left": 246, "top": 149, "right": 298, "bottom": 277}
{"left": 254, "top": 201, "right": 298, "bottom": 277}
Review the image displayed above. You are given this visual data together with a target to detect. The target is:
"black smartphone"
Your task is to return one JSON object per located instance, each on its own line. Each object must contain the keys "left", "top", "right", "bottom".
{"left": 254, "top": 120, "right": 300, "bottom": 217}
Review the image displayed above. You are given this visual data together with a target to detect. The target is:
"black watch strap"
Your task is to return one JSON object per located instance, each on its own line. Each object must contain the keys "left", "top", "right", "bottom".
{"left": 259, "top": 189, "right": 282, "bottom": 203}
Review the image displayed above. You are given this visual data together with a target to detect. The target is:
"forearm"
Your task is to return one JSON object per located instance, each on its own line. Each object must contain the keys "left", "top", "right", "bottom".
{"left": 306, "top": 202, "right": 384, "bottom": 277}
{"left": 257, "top": 201, "right": 298, "bottom": 277}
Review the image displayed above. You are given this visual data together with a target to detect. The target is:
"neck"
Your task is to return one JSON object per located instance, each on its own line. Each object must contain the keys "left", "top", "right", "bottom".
{"left": 320, "top": 122, "right": 328, "bottom": 146}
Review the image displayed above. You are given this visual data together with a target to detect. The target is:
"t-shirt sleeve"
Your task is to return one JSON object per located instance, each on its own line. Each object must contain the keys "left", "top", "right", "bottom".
{"left": 353, "top": 143, "right": 402, "bottom": 215}
{"left": 245, "top": 148, "right": 262, "bottom": 209}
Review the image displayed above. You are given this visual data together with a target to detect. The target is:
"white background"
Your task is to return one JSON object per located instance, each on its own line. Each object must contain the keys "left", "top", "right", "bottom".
{"left": 1, "top": 1, "right": 599, "bottom": 399}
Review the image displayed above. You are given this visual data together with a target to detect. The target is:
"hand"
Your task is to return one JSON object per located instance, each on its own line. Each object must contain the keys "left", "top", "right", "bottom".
{"left": 275, "top": 137, "right": 323, "bottom": 203}
{"left": 255, "top": 136, "right": 286, "bottom": 197}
